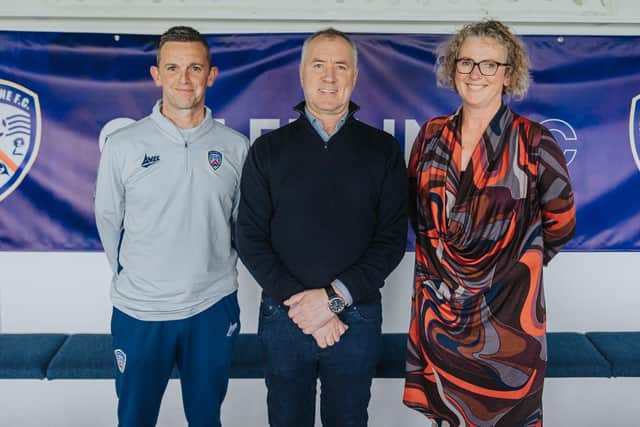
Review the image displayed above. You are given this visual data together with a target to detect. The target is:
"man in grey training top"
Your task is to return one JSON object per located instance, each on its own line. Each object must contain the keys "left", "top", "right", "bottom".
{"left": 95, "top": 26, "right": 249, "bottom": 427}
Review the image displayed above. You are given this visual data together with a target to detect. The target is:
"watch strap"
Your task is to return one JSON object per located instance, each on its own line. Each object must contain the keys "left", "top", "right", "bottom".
{"left": 325, "top": 285, "right": 339, "bottom": 300}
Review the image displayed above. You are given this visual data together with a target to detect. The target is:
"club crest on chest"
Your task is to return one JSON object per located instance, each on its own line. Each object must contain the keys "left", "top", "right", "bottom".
{"left": 208, "top": 150, "right": 222, "bottom": 171}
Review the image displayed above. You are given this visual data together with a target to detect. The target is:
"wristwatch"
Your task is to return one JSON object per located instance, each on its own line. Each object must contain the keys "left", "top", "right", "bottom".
{"left": 325, "top": 285, "right": 346, "bottom": 314}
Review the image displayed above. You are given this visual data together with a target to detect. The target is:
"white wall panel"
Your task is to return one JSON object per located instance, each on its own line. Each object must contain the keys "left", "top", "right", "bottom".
{"left": 0, "top": 0, "right": 615, "bottom": 21}
{"left": 2, "top": 377, "right": 639, "bottom": 426}
{"left": 1, "top": 0, "right": 640, "bottom": 35}
{"left": 1, "top": 251, "right": 638, "bottom": 333}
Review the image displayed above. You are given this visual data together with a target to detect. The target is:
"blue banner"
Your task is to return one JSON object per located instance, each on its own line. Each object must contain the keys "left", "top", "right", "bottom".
{"left": 0, "top": 31, "right": 639, "bottom": 251}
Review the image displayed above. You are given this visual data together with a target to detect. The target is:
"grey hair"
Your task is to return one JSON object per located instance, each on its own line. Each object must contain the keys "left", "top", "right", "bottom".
{"left": 300, "top": 28, "right": 358, "bottom": 68}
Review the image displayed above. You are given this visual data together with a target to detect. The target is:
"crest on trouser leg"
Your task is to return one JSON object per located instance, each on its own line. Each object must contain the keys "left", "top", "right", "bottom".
{"left": 114, "top": 349, "right": 127, "bottom": 374}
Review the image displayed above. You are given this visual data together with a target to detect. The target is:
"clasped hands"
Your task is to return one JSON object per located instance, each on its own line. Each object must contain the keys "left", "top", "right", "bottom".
{"left": 284, "top": 288, "right": 348, "bottom": 349}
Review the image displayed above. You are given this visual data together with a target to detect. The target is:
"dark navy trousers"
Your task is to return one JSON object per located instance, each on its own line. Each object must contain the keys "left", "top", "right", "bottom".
{"left": 258, "top": 295, "right": 383, "bottom": 427}
{"left": 111, "top": 291, "right": 240, "bottom": 427}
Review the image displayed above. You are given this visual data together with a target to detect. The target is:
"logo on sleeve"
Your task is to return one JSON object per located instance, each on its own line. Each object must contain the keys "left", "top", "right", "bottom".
{"left": 141, "top": 153, "right": 160, "bottom": 168}
{"left": 114, "top": 349, "right": 127, "bottom": 373}
{"left": 208, "top": 150, "right": 222, "bottom": 171}
{"left": 0, "top": 79, "right": 41, "bottom": 202}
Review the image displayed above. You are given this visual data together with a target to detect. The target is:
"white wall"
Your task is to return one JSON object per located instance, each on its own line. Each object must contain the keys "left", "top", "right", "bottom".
{"left": 4, "top": 377, "right": 639, "bottom": 427}
{"left": 1, "top": 1, "right": 640, "bottom": 426}
{"left": 1, "top": 252, "right": 639, "bottom": 334}
{"left": 2, "top": 0, "right": 640, "bottom": 35}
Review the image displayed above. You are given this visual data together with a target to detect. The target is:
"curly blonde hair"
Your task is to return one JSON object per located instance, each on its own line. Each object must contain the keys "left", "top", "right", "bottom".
{"left": 436, "top": 20, "right": 530, "bottom": 99}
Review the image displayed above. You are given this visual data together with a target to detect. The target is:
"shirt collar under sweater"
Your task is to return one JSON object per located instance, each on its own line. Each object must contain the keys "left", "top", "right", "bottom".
{"left": 304, "top": 108, "right": 348, "bottom": 142}
{"left": 294, "top": 101, "right": 360, "bottom": 139}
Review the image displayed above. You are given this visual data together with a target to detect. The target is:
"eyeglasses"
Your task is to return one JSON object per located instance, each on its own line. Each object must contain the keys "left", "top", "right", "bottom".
{"left": 455, "top": 58, "right": 511, "bottom": 76}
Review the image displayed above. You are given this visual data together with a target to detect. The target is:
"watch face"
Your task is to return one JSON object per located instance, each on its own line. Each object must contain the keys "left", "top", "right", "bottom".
{"left": 328, "top": 297, "right": 345, "bottom": 313}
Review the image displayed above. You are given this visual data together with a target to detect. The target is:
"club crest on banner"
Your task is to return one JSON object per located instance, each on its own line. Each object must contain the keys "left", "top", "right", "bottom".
{"left": 208, "top": 150, "right": 222, "bottom": 171}
{"left": 0, "top": 79, "right": 41, "bottom": 202}
{"left": 629, "top": 94, "right": 640, "bottom": 173}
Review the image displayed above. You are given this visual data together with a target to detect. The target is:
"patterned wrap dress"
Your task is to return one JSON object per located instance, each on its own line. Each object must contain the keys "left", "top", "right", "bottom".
{"left": 403, "top": 104, "right": 576, "bottom": 427}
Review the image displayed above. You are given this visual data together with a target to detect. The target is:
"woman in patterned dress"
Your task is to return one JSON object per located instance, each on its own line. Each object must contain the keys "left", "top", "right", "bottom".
{"left": 403, "top": 20, "right": 576, "bottom": 426}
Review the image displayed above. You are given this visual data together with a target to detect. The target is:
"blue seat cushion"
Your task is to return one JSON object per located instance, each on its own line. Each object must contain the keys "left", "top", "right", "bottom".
{"left": 47, "top": 333, "right": 256, "bottom": 379}
{"left": 47, "top": 334, "right": 180, "bottom": 379}
{"left": 0, "top": 334, "right": 68, "bottom": 379}
{"left": 546, "top": 332, "right": 611, "bottom": 377}
{"left": 2, "top": 332, "right": 629, "bottom": 380}
{"left": 370, "top": 333, "right": 615, "bottom": 379}
{"left": 47, "top": 334, "right": 115, "bottom": 379}
{"left": 355, "top": 332, "right": 616, "bottom": 379}
{"left": 586, "top": 332, "right": 640, "bottom": 377}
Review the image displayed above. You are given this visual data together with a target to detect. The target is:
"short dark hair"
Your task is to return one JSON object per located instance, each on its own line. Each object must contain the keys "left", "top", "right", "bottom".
{"left": 301, "top": 28, "right": 358, "bottom": 68}
{"left": 157, "top": 26, "right": 210, "bottom": 66}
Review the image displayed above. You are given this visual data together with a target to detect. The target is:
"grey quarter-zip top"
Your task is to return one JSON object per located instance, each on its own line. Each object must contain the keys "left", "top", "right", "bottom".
{"left": 95, "top": 101, "right": 250, "bottom": 321}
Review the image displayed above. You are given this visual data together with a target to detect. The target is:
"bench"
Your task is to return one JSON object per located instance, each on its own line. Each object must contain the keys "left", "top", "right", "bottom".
{"left": 1, "top": 332, "right": 637, "bottom": 380}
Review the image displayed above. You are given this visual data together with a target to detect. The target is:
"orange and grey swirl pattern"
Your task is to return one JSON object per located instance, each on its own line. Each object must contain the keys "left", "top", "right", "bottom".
{"left": 403, "top": 104, "right": 576, "bottom": 427}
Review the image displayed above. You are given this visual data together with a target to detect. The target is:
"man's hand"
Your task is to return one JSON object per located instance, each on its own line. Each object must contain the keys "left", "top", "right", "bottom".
{"left": 284, "top": 288, "right": 333, "bottom": 334}
{"left": 312, "top": 315, "right": 348, "bottom": 349}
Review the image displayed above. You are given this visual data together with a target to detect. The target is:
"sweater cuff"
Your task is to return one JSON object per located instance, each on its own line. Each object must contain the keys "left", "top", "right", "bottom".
{"left": 331, "top": 279, "right": 353, "bottom": 306}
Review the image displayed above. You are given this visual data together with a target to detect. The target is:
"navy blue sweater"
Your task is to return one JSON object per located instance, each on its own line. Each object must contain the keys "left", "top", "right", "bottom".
{"left": 237, "top": 102, "right": 408, "bottom": 305}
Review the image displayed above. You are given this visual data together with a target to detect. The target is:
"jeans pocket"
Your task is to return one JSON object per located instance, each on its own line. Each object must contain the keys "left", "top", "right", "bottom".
{"left": 259, "top": 297, "right": 285, "bottom": 323}
{"left": 348, "top": 303, "right": 383, "bottom": 323}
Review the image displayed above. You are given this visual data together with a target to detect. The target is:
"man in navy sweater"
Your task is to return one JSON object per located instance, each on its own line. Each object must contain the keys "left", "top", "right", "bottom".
{"left": 237, "top": 28, "right": 407, "bottom": 427}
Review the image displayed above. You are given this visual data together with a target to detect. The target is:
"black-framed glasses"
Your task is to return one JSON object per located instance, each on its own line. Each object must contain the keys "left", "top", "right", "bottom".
{"left": 455, "top": 58, "right": 510, "bottom": 76}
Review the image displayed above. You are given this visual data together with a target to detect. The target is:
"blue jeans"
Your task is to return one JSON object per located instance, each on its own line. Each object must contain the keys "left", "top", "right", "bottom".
{"left": 258, "top": 295, "right": 382, "bottom": 427}
{"left": 111, "top": 292, "right": 240, "bottom": 427}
